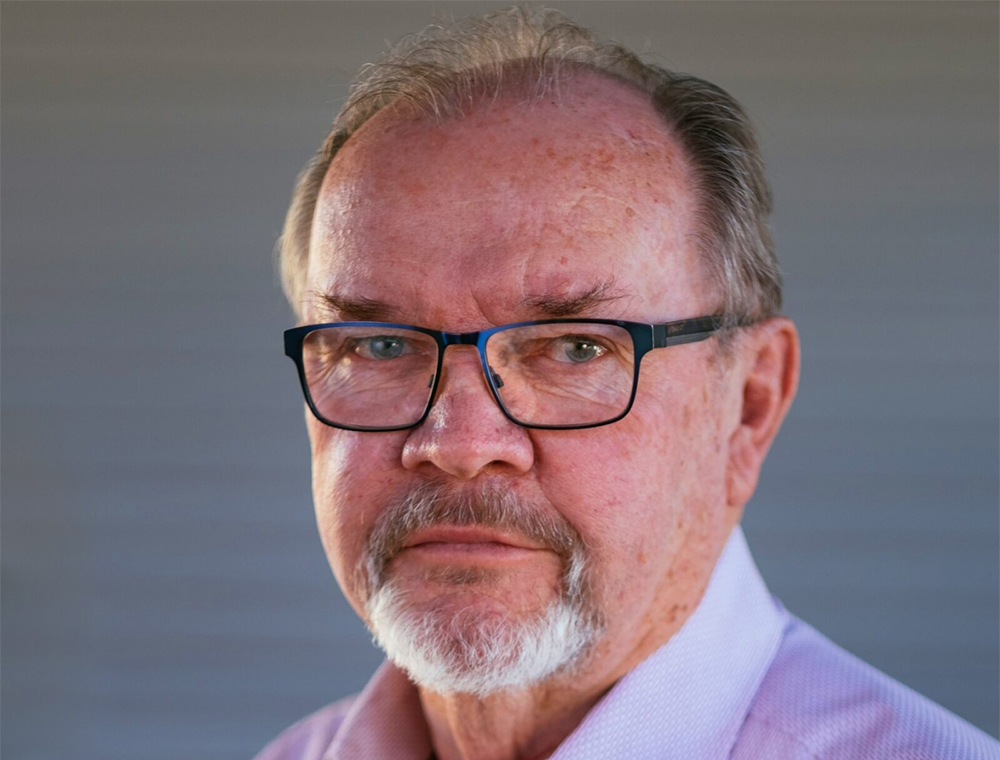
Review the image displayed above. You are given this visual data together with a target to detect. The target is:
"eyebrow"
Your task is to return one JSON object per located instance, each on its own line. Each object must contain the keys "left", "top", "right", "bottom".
{"left": 313, "top": 280, "right": 628, "bottom": 324}
{"left": 522, "top": 280, "right": 627, "bottom": 318}
{"left": 314, "top": 292, "right": 399, "bottom": 322}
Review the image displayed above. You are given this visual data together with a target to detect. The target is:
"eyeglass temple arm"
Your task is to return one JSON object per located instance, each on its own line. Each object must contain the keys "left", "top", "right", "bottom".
{"left": 652, "top": 316, "right": 723, "bottom": 348}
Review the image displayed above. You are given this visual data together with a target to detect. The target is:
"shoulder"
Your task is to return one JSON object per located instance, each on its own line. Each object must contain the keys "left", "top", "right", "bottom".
{"left": 733, "top": 614, "right": 999, "bottom": 760}
{"left": 253, "top": 696, "right": 357, "bottom": 760}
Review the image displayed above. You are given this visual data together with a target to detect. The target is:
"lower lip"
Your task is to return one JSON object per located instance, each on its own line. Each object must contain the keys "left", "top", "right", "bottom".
{"left": 401, "top": 542, "right": 542, "bottom": 561}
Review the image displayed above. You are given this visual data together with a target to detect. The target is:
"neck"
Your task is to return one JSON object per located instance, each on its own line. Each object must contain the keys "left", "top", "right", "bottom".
{"left": 419, "top": 678, "right": 609, "bottom": 760}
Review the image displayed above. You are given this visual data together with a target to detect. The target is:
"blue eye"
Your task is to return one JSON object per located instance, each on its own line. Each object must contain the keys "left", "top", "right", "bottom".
{"left": 356, "top": 336, "right": 407, "bottom": 360}
{"left": 558, "top": 337, "right": 607, "bottom": 363}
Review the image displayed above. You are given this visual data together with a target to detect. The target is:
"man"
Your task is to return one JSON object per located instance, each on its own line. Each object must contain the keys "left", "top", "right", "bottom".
{"left": 258, "top": 8, "right": 997, "bottom": 760}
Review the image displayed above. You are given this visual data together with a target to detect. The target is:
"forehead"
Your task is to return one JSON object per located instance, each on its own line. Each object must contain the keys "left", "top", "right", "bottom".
{"left": 307, "top": 72, "right": 711, "bottom": 327}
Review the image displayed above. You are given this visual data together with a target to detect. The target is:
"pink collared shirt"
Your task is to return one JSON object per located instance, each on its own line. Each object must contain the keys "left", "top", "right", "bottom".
{"left": 255, "top": 529, "right": 999, "bottom": 759}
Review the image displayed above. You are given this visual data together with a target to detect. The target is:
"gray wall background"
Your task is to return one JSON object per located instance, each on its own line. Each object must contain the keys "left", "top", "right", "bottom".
{"left": 2, "top": 2, "right": 997, "bottom": 758}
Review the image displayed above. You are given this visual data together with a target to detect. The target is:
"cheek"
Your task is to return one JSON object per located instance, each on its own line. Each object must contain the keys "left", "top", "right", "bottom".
{"left": 637, "top": 356, "right": 729, "bottom": 495}
{"left": 531, "top": 421, "right": 675, "bottom": 581}
{"left": 531, "top": 369, "right": 725, "bottom": 588}
{"left": 308, "top": 420, "right": 408, "bottom": 598}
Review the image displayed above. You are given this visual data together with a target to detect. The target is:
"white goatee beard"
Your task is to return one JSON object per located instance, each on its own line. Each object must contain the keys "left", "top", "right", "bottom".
{"left": 360, "top": 483, "right": 603, "bottom": 698}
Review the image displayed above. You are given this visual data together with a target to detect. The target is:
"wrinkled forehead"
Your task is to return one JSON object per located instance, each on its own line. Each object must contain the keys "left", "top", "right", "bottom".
{"left": 306, "top": 73, "right": 712, "bottom": 327}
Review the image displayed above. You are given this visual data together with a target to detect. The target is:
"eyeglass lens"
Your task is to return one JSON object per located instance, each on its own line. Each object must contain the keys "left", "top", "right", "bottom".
{"left": 303, "top": 326, "right": 438, "bottom": 429}
{"left": 301, "top": 323, "right": 635, "bottom": 429}
{"left": 486, "top": 323, "right": 634, "bottom": 426}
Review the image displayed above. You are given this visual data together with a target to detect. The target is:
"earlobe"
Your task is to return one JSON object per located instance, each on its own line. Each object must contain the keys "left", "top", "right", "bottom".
{"left": 726, "top": 318, "right": 800, "bottom": 508}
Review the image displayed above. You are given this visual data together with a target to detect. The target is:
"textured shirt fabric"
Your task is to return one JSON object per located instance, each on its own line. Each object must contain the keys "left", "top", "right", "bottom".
{"left": 255, "top": 528, "right": 999, "bottom": 760}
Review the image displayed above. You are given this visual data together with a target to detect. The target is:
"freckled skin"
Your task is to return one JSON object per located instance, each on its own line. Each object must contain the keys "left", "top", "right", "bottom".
{"left": 301, "top": 72, "right": 795, "bottom": 760}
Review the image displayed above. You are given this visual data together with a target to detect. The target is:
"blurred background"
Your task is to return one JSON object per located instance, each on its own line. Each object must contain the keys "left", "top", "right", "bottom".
{"left": 2, "top": 2, "right": 997, "bottom": 757}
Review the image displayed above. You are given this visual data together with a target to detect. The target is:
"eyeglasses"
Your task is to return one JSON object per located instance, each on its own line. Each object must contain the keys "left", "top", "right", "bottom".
{"left": 283, "top": 316, "right": 721, "bottom": 431}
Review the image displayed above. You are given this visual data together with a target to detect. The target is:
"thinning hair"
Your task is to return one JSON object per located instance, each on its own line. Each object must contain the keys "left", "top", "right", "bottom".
{"left": 277, "top": 6, "right": 782, "bottom": 332}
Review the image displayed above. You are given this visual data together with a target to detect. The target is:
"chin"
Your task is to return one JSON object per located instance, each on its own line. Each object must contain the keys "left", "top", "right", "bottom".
{"left": 365, "top": 576, "right": 603, "bottom": 698}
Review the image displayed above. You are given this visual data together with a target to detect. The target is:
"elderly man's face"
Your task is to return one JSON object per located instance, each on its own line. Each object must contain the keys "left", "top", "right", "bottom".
{"left": 303, "top": 74, "right": 744, "bottom": 691}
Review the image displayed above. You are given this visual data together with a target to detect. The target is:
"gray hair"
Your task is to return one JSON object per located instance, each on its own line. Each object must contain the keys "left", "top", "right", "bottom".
{"left": 277, "top": 6, "right": 782, "bottom": 332}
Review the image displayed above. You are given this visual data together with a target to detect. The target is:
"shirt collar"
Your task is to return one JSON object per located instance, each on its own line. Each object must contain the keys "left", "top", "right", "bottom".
{"left": 326, "top": 526, "right": 784, "bottom": 760}
{"left": 325, "top": 660, "right": 431, "bottom": 760}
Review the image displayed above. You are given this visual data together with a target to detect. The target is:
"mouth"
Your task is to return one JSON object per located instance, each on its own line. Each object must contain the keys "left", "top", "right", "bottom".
{"left": 399, "top": 526, "right": 548, "bottom": 561}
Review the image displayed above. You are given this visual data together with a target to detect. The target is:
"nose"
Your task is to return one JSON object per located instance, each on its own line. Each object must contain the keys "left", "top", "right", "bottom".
{"left": 400, "top": 347, "right": 535, "bottom": 480}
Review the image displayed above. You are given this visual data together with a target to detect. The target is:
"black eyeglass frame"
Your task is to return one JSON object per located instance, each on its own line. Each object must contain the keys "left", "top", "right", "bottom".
{"left": 284, "top": 316, "right": 722, "bottom": 432}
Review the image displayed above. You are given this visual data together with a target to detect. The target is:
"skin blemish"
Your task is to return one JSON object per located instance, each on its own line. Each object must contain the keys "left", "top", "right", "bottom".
{"left": 625, "top": 207, "right": 636, "bottom": 218}
{"left": 401, "top": 177, "right": 426, "bottom": 196}
{"left": 559, "top": 256, "right": 568, "bottom": 265}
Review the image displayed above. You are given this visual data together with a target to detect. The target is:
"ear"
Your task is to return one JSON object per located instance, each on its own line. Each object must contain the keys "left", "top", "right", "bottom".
{"left": 726, "top": 317, "right": 800, "bottom": 509}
